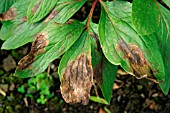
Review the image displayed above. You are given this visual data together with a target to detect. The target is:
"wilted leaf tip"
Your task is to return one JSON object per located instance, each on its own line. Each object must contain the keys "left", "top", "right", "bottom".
{"left": 60, "top": 54, "right": 93, "bottom": 105}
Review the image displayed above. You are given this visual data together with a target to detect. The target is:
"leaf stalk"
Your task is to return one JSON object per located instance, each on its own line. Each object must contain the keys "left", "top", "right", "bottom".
{"left": 86, "top": 0, "right": 99, "bottom": 30}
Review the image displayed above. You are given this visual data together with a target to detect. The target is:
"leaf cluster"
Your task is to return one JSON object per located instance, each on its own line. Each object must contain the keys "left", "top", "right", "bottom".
{"left": 0, "top": 0, "right": 170, "bottom": 104}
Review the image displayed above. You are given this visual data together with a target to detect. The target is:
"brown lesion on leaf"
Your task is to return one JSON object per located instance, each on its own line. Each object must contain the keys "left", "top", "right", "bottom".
{"left": 117, "top": 39, "right": 155, "bottom": 79}
{"left": 32, "top": 0, "right": 41, "bottom": 14}
{"left": 66, "top": 19, "right": 74, "bottom": 24}
{"left": 18, "top": 33, "right": 48, "bottom": 70}
{"left": 0, "top": 7, "right": 16, "bottom": 21}
{"left": 21, "top": 16, "right": 27, "bottom": 22}
{"left": 44, "top": 10, "right": 59, "bottom": 23}
{"left": 60, "top": 54, "right": 93, "bottom": 105}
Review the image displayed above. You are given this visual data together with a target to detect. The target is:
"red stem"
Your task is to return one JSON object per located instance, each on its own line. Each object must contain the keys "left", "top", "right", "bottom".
{"left": 86, "top": 0, "right": 98, "bottom": 30}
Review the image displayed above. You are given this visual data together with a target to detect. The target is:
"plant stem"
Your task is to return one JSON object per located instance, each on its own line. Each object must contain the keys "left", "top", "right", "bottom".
{"left": 86, "top": 0, "right": 98, "bottom": 30}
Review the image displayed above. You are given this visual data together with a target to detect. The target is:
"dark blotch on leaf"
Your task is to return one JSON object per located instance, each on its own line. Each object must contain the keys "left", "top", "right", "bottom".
{"left": 118, "top": 39, "right": 154, "bottom": 79}
{"left": 32, "top": 0, "right": 41, "bottom": 14}
{"left": 0, "top": 7, "right": 16, "bottom": 21}
{"left": 21, "top": 17, "right": 27, "bottom": 22}
{"left": 18, "top": 33, "right": 48, "bottom": 70}
{"left": 44, "top": 10, "right": 59, "bottom": 23}
{"left": 60, "top": 54, "right": 93, "bottom": 105}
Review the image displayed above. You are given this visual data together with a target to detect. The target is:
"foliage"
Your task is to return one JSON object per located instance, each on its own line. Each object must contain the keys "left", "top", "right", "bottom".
{"left": 17, "top": 73, "right": 53, "bottom": 104}
{"left": 0, "top": 0, "right": 170, "bottom": 105}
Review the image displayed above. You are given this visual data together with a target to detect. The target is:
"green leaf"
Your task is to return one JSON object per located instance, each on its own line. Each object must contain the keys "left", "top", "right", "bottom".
{"left": 27, "top": 0, "right": 58, "bottom": 23}
{"left": 1, "top": 0, "right": 87, "bottom": 49}
{"left": 90, "top": 23, "right": 117, "bottom": 103}
{"left": 0, "top": 0, "right": 15, "bottom": 14}
{"left": 58, "top": 30, "right": 93, "bottom": 105}
{"left": 15, "top": 20, "right": 85, "bottom": 78}
{"left": 50, "top": 0, "right": 87, "bottom": 23}
{"left": 156, "top": 4, "right": 170, "bottom": 94}
{"left": 132, "top": 0, "right": 160, "bottom": 35}
{"left": 99, "top": 1, "right": 165, "bottom": 82}
{"left": 1, "top": 22, "right": 43, "bottom": 49}
{"left": 100, "top": 58, "right": 117, "bottom": 103}
{"left": 0, "top": 21, "right": 14, "bottom": 40}
{"left": 90, "top": 23, "right": 101, "bottom": 67}
{"left": 0, "top": 0, "right": 44, "bottom": 50}
{"left": 162, "top": 0, "right": 170, "bottom": 8}
{"left": 90, "top": 96, "right": 109, "bottom": 105}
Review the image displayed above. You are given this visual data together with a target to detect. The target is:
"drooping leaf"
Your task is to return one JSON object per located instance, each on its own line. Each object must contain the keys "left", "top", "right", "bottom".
{"left": 15, "top": 20, "right": 85, "bottom": 78}
{"left": 132, "top": 0, "right": 160, "bottom": 35}
{"left": 99, "top": 1, "right": 165, "bottom": 82}
{"left": 100, "top": 58, "right": 117, "bottom": 103}
{"left": 58, "top": 30, "right": 92, "bottom": 105}
{"left": 27, "top": 0, "right": 58, "bottom": 23}
{"left": 91, "top": 23, "right": 117, "bottom": 103}
{"left": 156, "top": 4, "right": 170, "bottom": 94}
{"left": 0, "top": 0, "right": 16, "bottom": 14}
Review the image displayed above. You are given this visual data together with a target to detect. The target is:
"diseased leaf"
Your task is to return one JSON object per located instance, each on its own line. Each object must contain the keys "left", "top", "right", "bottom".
{"left": 0, "top": 0, "right": 87, "bottom": 49}
{"left": 58, "top": 30, "right": 92, "bottom": 105}
{"left": 99, "top": 1, "right": 165, "bottom": 82}
{"left": 0, "top": 0, "right": 16, "bottom": 14}
{"left": 156, "top": 4, "right": 170, "bottom": 94}
{"left": 27, "top": 0, "right": 58, "bottom": 23}
{"left": 91, "top": 23, "right": 117, "bottom": 103}
{"left": 15, "top": 20, "right": 85, "bottom": 78}
{"left": 132, "top": 0, "right": 160, "bottom": 35}
{"left": 0, "top": 0, "right": 44, "bottom": 49}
